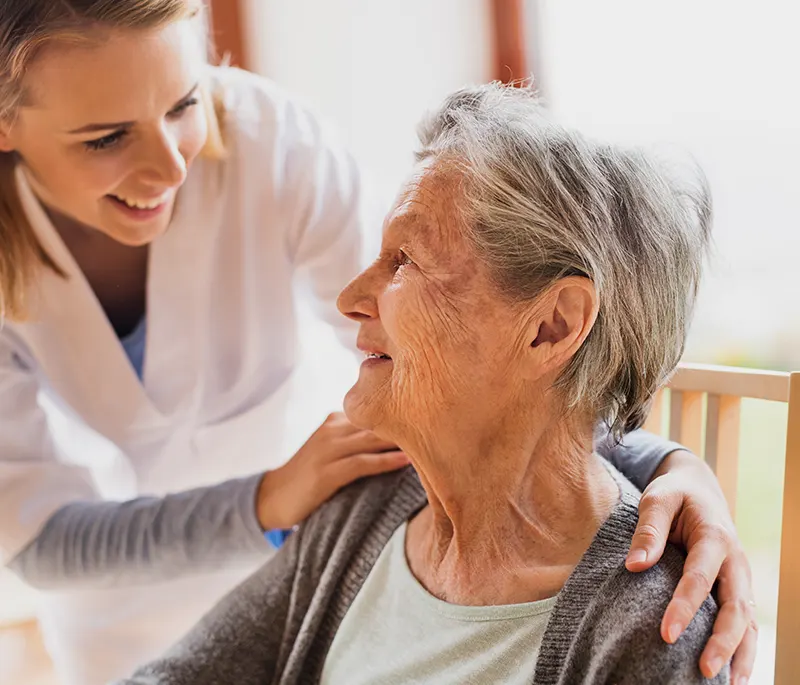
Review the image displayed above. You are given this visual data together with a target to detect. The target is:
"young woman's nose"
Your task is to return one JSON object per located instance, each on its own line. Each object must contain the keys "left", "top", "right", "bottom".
{"left": 140, "top": 127, "right": 187, "bottom": 187}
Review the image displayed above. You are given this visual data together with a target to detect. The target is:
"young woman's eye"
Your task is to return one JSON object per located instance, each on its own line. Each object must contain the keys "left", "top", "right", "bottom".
{"left": 84, "top": 129, "right": 127, "bottom": 152}
{"left": 168, "top": 97, "right": 199, "bottom": 117}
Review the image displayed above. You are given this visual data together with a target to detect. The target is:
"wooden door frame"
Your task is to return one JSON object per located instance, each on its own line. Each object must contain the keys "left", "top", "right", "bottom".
{"left": 206, "top": 0, "right": 530, "bottom": 83}
{"left": 490, "top": 0, "right": 528, "bottom": 84}
{"left": 207, "top": 0, "right": 249, "bottom": 70}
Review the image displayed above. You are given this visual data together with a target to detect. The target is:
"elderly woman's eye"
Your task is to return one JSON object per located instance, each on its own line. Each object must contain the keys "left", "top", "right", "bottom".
{"left": 395, "top": 250, "right": 413, "bottom": 269}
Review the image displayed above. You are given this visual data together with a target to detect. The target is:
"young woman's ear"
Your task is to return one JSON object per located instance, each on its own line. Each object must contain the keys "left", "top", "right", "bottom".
{"left": 524, "top": 277, "right": 598, "bottom": 379}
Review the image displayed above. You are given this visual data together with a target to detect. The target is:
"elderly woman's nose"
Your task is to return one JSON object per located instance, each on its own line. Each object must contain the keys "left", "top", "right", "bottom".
{"left": 337, "top": 269, "right": 379, "bottom": 321}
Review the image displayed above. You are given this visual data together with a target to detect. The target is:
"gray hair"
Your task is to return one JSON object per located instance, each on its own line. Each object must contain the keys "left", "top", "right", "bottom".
{"left": 417, "top": 83, "right": 712, "bottom": 438}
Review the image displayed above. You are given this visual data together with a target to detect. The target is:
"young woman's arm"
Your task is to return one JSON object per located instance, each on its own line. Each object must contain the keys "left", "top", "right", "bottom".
{"left": 595, "top": 427, "right": 684, "bottom": 491}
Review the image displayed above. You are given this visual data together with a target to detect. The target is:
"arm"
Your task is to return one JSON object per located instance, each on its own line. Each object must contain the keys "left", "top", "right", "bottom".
{"left": 0, "top": 332, "right": 101, "bottom": 567}
{"left": 626, "top": 448, "right": 757, "bottom": 682}
{"left": 114, "top": 528, "right": 302, "bottom": 685}
{"left": 606, "top": 558, "right": 730, "bottom": 684}
{"left": 9, "top": 474, "right": 270, "bottom": 590}
{"left": 9, "top": 404, "right": 405, "bottom": 589}
{"left": 596, "top": 422, "right": 755, "bottom": 682}
{"left": 595, "top": 426, "right": 684, "bottom": 491}
{"left": 1, "top": 325, "right": 273, "bottom": 588}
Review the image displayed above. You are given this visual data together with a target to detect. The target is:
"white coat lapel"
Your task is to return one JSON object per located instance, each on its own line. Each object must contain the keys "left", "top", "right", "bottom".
{"left": 142, "top": 157, "right": 223, "bottom": 418}
{"left": 13, "top": 164, "right": 218, "bottom": 442}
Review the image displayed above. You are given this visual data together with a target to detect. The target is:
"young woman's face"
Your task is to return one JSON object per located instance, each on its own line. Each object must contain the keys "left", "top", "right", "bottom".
{"left": 0, "top": 20, "right": 208, "bottom": 246}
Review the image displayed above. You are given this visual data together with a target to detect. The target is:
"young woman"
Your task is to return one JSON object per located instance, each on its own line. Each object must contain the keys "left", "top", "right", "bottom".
{"left": 0, "top": 2, "right": 756, "bottom": 684}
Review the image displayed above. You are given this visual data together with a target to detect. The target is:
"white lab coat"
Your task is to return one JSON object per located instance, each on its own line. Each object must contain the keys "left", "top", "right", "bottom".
{"left": 0, "top": 67, "right": 363, "bottom": 685}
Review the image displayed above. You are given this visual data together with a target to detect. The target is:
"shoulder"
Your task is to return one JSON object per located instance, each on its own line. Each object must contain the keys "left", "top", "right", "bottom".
{"left": 571, "top": 542, "right": 727, "bottom": 683}
{"left": 605, "top": 547, "right": 727, "bottom": 683}
{"left": 542, "top": 467, "right": 728, "bottom": 683}
{"left": 298, "top": 467, "right": 424, "bottom": 553}
{"left": 207, "top": 66, "right": 342, "bottom": 162}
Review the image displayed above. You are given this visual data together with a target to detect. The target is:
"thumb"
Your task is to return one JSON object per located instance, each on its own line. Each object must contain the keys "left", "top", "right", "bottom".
{"left": 626, "top": 492, "right": 676, "bottom": 571}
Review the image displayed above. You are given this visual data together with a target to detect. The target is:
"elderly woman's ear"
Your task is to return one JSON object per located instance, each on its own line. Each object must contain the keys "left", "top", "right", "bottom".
{"left": 525, "top": 276, "right": 599, "bottom": 378}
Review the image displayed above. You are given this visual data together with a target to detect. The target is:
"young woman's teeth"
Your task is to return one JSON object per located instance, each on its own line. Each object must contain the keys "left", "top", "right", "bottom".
{"left": 115, "top": 195, "right": 167, "bottom": 210}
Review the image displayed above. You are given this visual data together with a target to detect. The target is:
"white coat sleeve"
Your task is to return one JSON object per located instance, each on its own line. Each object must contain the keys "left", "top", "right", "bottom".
{"left": 280, "top": 101, "right": 368, "bottom": 351}
{"left": 1, "top": 334, "right": 272, "bottom": 588}
{"left": 0, "top": 332, "right": 99, "bottom": 566}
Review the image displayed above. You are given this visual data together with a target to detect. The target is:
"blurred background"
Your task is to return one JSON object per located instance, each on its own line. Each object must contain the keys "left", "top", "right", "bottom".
{"left": 1, "top": 1, "right": 796, "bottom": 683}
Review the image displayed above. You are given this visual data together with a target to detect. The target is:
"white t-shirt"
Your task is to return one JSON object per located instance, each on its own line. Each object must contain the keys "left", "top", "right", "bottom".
{"left": 321, "top": 522, "right": 557, "bottom": 685}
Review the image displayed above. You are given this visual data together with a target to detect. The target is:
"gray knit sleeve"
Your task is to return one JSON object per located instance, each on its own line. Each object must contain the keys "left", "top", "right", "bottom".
{"left": 7, "top": 474, "right": 272, "bottom": 590}
{"left": 115, "top": 518, "right": 302, "bottom": 685}
{"left": 595, "top": 427, "right": 684, "bottom": 491}
{"left": 602, "top": 551, "right": 730, "bottom": 684}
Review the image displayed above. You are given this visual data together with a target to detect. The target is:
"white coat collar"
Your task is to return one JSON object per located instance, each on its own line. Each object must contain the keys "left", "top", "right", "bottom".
{"left": 13, "top": 161, "right": 223, "bottom": 443}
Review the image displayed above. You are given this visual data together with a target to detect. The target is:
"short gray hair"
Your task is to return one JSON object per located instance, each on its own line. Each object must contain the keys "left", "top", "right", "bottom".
{"left": 417, "top": 83, "right": 712, "bottom": 437}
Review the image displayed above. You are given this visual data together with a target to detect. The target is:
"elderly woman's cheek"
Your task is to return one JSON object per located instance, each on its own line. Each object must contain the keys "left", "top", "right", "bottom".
{"left": 395, "top": 314, "right": 471, "bottom": 416}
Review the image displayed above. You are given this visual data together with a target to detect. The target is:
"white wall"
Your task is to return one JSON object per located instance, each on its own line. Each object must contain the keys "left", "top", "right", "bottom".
{"left": 530, "top": 0, "right": 800, "bottom": 369}
{"left": 243, "top": 0, "right": 495, "bottom": 453}
{"left": 245, "top": 0, "right": 493, "bottom": 221}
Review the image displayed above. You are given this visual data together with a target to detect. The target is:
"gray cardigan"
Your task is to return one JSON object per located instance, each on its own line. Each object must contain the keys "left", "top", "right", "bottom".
{"left": 119, "top": 465, "right": 728, "bottom": 685}
{"left": 10, "top": 429, "right": 679, "bottom": 590}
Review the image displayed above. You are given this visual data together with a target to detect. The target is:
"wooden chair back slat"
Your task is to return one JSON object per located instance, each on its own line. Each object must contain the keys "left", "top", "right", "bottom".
{"left": 644, "top": 365, "right": 796, "bottom": 683}
{"left": 776, "top": 372, "right": 800, "bottom": 685}
{"left": 679, "top": 390, "right": 705, "bottom": 457}
{"left": 704, "top": 394, "right": 741, "bottom": 516}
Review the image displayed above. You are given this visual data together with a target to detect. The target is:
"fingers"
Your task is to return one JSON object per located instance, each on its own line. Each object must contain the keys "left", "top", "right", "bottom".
{"left": 702, "top": 554, "right": 757, "bottom": 682}
{"left": 341, "top": 429, "right": 398, "bottom": 455}
{"left": 319, "top": 411, "right": 360, "bottom": 436}
{"left": 317, "top": 413, "right": 399, "bottom": 454}
{"left": 626, "top": 489, "right": 680, "bottom": 571}
{"left": 660, "top": 532, "right": 727, "bottom": 645}
{"left": 329, "top": 450, "right": 409, "bottom": 490}
{"left": 698, "top": 595, "right": 749, "bottom": 678}
{"left": 729, "top": 619, "right": 758, "bottom": 685}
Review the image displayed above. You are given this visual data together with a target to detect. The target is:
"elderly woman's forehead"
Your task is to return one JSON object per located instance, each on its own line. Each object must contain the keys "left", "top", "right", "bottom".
{"left": 389, "top": 165, "right": 463, "bottom": 239}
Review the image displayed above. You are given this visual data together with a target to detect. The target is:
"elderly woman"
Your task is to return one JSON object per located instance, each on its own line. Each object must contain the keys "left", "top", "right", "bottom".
{"left": 122, "top": 84, "right": 728, "bottom": 684}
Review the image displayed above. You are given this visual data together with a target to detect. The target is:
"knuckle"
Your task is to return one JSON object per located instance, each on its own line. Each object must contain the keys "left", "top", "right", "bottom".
{"left": 351, "top": 453, "right": 372, "bottom": 470}
{"left": 634, "top": 523, "right": 662, "bottom": 544}
{"left": 640, "top": 490, "right": 670, "bottom": 511}
{"left": 729, "top": 597, "right": 751, "bottom": 617}
{"left": 707, "top": 634, "right": 738, "bottom": 658}
{"left": 734, "top": 550, "right": 755, "bottom": 583}
{"left": 697, "top": 522, "right": 731, "bottom": 547}
{"left": 685, "top": 568, "right": 714, "bottom": 594}
{"left": 747, "top": 619, "right": 759, "bottom": 635}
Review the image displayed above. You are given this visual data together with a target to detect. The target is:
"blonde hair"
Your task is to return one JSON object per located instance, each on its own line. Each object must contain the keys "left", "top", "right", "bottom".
{"left": 0, "top": 0, "right": 225, "bottom": 320}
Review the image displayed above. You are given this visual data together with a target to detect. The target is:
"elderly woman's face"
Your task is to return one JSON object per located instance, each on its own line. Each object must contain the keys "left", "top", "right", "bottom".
{"left": 337, "top": 164, "right": 530, "bottom": 439}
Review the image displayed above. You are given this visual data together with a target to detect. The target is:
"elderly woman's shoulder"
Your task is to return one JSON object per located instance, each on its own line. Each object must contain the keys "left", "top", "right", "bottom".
{"left": 569, "top": 541, "right": 728, "bottom": 683}
{"left": 297, "top": 465, "right": 425, "bottom": 555}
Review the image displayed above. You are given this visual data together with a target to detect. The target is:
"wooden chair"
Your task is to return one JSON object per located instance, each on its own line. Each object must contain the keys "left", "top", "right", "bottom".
{"left": 645, "top": 364, "right": 799, "bottom": 684}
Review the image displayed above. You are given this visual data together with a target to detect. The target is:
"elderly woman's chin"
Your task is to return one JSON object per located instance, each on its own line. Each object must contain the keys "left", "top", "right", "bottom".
{"left": 342, "top": 374, "right": 384, "bottom": 433}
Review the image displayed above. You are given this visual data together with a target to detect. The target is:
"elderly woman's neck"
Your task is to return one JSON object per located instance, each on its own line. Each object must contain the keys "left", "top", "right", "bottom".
{"left": 405, "top": 416, "right": 619, "bottom": 606}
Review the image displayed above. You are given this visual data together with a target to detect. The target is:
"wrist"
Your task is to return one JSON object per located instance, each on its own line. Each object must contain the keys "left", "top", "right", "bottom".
{"left": 256, "top": 469, "right": 287, "bottom": 531}
{"left": 652, "top": 448, "right": 721, "bottom": 491}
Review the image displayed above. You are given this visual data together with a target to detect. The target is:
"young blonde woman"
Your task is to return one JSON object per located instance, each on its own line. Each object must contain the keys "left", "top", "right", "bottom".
{"left": 0, "top": 2, "right": 756, "bottom": 684}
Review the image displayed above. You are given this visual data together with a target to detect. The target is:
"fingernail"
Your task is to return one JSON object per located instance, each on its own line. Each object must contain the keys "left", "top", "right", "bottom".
{"left": 707, "top": 657, "right": 723, "bottom": 677}
{"left": 627, "top": 549, "right": 647, "bottom": 565}
{"left": 736, "top": 677, "right": 749, "bottom": 685}
{"left": 667, "top": 623, "right": 682, "bottom": 643}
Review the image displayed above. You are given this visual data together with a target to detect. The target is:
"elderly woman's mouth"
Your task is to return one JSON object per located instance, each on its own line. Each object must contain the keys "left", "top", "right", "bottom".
{"left": 364, "top": 352, "right": 392, "bottom": 363}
